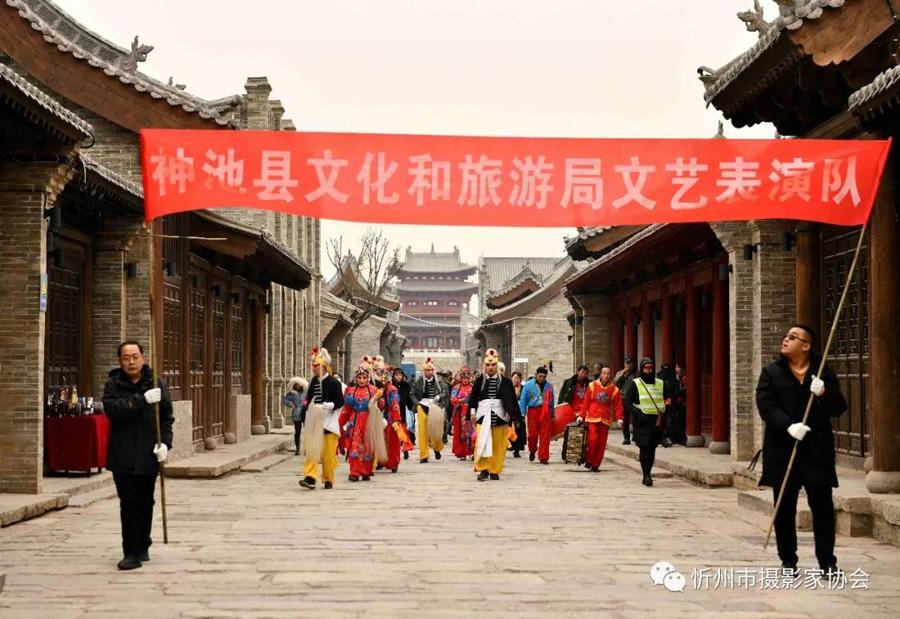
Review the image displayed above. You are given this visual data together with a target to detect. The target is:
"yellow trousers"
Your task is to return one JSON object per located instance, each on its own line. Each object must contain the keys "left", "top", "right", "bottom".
{"left": 303, "top": 432, "right": 338, "bottom": 483}
{"left": 417, "top": 408, "right": 444, "bottom": 460}
{"left": 474, "top": 423, "right": 508, "bottom": 474}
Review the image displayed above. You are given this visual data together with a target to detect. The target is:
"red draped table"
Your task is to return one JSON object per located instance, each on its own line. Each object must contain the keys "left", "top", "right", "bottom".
{"left": 44, "top": 414, "right": 110, "bottom": 474}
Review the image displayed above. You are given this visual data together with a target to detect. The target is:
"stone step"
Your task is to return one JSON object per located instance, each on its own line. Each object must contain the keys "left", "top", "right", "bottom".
{"left": 240, "top": 452, "right": 294, "bottom": 473}
{"left": 165, "top": 435, "right": 294, "bottom": 478}
{"left": 605, "top": 442, "right": 733, "bottom": 488}
{"left": 738, "top": 489, "right": 813, "bottom": 531}
{"left": 66, "top": 485, "right": 118, "bottom": 509}
{"left": 0, "top": 493, "right": 68, "bottom": 527}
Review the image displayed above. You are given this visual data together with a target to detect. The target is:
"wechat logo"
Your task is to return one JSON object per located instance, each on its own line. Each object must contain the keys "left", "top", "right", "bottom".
{"left": 650, "top": 561, "right": 686, "bottom": 593}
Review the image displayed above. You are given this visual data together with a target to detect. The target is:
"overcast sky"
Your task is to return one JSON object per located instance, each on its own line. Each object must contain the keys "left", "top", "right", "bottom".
{"left": 56, "top": 0, "right": 773, "bottom": 274}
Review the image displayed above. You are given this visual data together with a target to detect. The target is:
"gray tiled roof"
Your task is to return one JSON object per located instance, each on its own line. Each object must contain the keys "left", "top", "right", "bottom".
{"left": 0, "top": 62, "right": 92, "bottom": 137}
{"left": 400, "top": 247, "right": 475, "bottom": 273}
{"left": 702, "top": 0, "right": 849, "bottom": 104}
{"left": 6, "top": 0, "right": 232, "bottom": 126}
{"left": 849, "top": 63, "right": 900, "bottom": 111}
{"left": 563, "top": 226, "right": 612, "bottom": 250}
{"left": 80, "top": 154, "right": 143, "bottom": 199}
{"left": 479, "top": 257, "right": 561, "bottom": 297}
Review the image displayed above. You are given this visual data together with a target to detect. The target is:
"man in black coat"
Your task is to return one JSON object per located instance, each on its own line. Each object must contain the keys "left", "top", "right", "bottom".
{"left": 623, "top": 357, "right": 674, "bottom": 486}
{"left": 756, "top": 324, "right": 846, "bottom": 575}
{"left": 468, "top": 349, "right": 520, "bottom": 481}
{"left": 102, "top": 340, "right": 173, "bottom": 571}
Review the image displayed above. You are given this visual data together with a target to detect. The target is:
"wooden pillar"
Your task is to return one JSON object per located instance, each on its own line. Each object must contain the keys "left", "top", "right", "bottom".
{"left": 612, "top": 311, "right": 624, "bottom": 372}
{"left": 866, "top": 157, "right": 900, "bottom": 493}
{"left": 796, "top": 224, "right": 822, "bottom": 337}
{"left": 641, "top": 295, "right": 654, "bottom": 360}
{"left": 685, "top": 280, "right": 703, "bottom": 447}
{"left": 627, "top": 306, "right": 638, "bottom": 363}
{"left": 250, "top": 298, "right": 266, "bottom": 435}
{"left": 661, "top": 290, "right": 674, "bottom": 366}
{"left": 710, "top": 266, "right": 730, "bottom": 454}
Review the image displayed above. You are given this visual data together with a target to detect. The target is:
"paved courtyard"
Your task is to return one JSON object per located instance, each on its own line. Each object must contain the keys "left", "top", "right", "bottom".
{"left": 1, "top": 442, "right": 898, "bottom": 618}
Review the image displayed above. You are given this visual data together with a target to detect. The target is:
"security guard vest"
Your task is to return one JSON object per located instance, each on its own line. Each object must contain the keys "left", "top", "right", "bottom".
{"left": 634, "top": 378, "right": 664, "bottom": 415}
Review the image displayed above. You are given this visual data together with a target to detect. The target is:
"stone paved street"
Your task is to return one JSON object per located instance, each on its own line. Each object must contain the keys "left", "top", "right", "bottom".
{"left": 1, "top": 442, "right": 898, "bottom": 618}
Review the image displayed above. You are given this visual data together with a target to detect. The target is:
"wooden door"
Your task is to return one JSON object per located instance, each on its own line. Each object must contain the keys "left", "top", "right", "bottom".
{"left": 189, "top": 263, "right": 208, "bottom": 446}
{"left": 209, "top": 278, "right": 227, "bottom": 440}
{"left": 45, "top": 238, "right": 86, "bottom": 394}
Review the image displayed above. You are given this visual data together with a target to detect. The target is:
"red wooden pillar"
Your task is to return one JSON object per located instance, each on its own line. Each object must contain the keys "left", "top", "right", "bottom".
{"left": 710, "top": 266, "right": 730, "bottom": 454}
{"left": 661, "top": 289, "right": 674, "bottom": 366}
{"left": 641, "top": 295, "right": 654, "bottom": 360}
{"left": 684, "top": 280, "right": 703, "bottom": 447}
{"left": 612, "top": 311, "right": 624, "bottom": 372}
{"left": 627, "top": 306, "right": 638, "bottom": 364}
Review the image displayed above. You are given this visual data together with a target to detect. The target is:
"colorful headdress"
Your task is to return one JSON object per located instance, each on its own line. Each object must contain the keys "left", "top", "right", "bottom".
{"left": 356, "top": 355, "right": 373, "bottom": 377}
{"left": 310, "top": 347, "right": 332, "bottom": 370}
{"left": 456, "top": 366, "right": 473, "bottom": 381}
{"left": 483, "top": 348, "right": 500, "bottom": 365}
{"left": 422, "top": 357, "right": 435, "bottom": 371}
{"left": 373, "top": 355, "right": 386, "bottom": 371}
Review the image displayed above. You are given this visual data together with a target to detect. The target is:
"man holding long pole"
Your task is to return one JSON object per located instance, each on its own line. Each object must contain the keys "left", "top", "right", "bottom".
{"left": 103, "top": 340, "right": 173, "bottom": 571}
{"left": 755, "top": 324, "right": 846, "bottom": 576}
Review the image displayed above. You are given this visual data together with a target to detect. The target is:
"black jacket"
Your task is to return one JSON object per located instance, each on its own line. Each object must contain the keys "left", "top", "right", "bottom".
{"left": 102, "top": 365, "right": 173, "bottom": 475}
{"left": 558, "top": 374, "right": 589, "bottom": 405}
{"left": 303, "top": 374, "right": 345, "bottom": 410}
{"left": 468, "top": 374, "right": 520, "bottom": 424}
{"left": 392, "top": 378, "right": 412, "bottom": 416}
{"left": 755, "top": 355, "right": 846, "bottom": 488}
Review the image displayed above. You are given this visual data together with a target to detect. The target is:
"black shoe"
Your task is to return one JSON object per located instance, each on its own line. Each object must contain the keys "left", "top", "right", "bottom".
{"left": 477, "top": 470, "right": 490, "bottom": 482}
{"left": 117, "top": 556, "right": 142, "bottom": 571}
{"left": 540, "top": 460, "right": 549, "bottom": 465}
{"left": 434, "top": 451, "right": 442, "bottom": 460}
{"left": 591, "top": 467, "right": 599, "bottom": 473}
{"left": 642, "top": 475, "right": 653, "bottom": 486}
{"left": 622, "top": 439, "right": 631, "bottom": 445}
{"left": 323, "top": 481, "right": 333, "bottom": 489}
{"left": 376, "top": 464, "right": 384, "bottom": 471}
{"left": 361, "top": 475, "right": 371, "bottom": 481}
{"left": 138, "top": 549, "right": 150, "bottom": 562}
{"left": 489, "top": 473, "right": 500, "bottom": 481}
{"left": 403, "top": 451, "right": 409, "bottom": 460}
{"left": 513, "top": 450, "right": 521, "bottom": 458}
{"left": 823, "top": 564, "right": 842, "bottom": 582}
{"left": 529, "top": 452, "right": 536, "bottom": 462}
{"left": 420, "top": 459, "right": 429, "bottom": 464}
{"left": 781, "top": 561, "right": 798, "bottom": 577}
{"left": 294, "top": 448, "right": 300, "bottom": 456}
{"left": 391, "top": 468, "right": 398, "bottom": 473}
{"left": 298, "top": 476, "right": 316, "bottom": 490}
{"left": 349, "top": 475, "right": 359, "bottom": 482}
{"left": 662, "top": 438, "right": 673, "bottom": 448}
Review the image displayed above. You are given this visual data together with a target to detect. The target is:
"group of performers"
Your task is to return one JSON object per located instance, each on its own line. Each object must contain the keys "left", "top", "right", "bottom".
{"left": 295, "top": 344, "right": 637, "bottom": 488}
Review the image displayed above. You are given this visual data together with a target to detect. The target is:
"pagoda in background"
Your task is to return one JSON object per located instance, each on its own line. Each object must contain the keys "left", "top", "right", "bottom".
{"left": 397, "top": 246, "right": 477, "bottom": 365}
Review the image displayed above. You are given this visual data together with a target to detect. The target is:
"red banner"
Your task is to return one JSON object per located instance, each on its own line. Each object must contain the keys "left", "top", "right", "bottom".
{"left": 140, "top": 130, "right": 890, "bottom": 227}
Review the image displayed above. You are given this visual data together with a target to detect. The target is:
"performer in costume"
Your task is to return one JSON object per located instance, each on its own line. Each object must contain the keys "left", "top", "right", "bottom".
{"left": 299, "top": 347, "right": 344, "bottom": 490}
{"left": 376, "top": 364, "right": 407, "bottom": 472}
{"left": 410, "top": 357, "right": 448, "bottom": 463}
{"left": 341, "top": 359, "right": 387, "bottom": 482}
{"left": 519, "top": 366, "right": 555, "bottom": 464}
{"left": 450, "top": 367, "right": 475, "bottom": 459}
{"left": 392, "top": 367, "right": 414, "bottom": 460}
{"left": 469, "top": 349, "right": 520, "bottom": 481}
{"left": 508, "top": 371, "right": 527, "bottom": 457}
{"left": 578, "top": 366, "right": 624, "bottom": 472}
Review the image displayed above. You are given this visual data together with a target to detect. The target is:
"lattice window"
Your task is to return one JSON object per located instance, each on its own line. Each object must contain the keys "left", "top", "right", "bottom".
{"left": 231, "top": 294, "right": 245, "bottom": 394}
{"left": 162, "top": 282, "right": 182, "bottom": 399}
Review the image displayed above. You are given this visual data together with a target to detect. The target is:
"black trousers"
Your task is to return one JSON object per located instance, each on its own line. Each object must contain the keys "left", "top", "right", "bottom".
{"left": 772, "top": 476, "right": 837, "bottom": 568}
{"left": 639, "top": 443, "right": 657, "bottom": 477}
{"left": 622, "top": 407, "right": 632, "bottom": 442}
{"left": 293, "top": 421, "right": 303, "bottom": 451}
{"left": 113, "top": 471, "right": 158, "bottom": 558}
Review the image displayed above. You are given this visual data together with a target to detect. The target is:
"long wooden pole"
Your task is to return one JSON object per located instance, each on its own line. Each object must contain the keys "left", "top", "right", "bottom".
{"left": 147, "top": 221, "right": 169, "bottom": 544}
{"left": 764, "top": 220, "right": 869, "bottom": 549}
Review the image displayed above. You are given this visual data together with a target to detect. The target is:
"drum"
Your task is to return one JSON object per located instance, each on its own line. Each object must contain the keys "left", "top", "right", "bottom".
{"left": 562, "top": 422, "right": 586, "bottom": 464}
{"left": 552, "top": 402, "right": 577, "bottom": 439}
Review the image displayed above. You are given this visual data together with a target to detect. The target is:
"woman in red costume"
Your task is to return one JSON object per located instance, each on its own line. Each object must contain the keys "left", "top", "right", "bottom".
{"left": 342, "top": 358, "right": 380, "bottom": 482}
{"left": 450, "top": 367, "right": 475, "bottom": 459}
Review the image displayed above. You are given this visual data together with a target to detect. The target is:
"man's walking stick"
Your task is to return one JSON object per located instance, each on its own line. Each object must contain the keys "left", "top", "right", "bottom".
{"left": 147, "top": 223, "right": 169, "bottom": 544}
{"left": 763, "top": 221, "right": 868, "bottom": 549}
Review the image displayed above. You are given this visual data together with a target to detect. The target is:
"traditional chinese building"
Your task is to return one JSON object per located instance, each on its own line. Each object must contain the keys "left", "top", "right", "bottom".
{"left": 563, "top": 0, "right": 900, "bottom": 544}
{"left": 476, "top": 257, "right": 577, "bottom": 379}
{"left": 397, "top": 246, "right": 477, "bottom": 371}
{"left": 0, "top": 0, "right": 319, "bottom": 494}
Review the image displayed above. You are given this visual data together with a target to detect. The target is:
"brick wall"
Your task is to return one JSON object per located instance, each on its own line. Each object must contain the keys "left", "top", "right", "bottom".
{"left": 0, "top": 161, "right": 74, "bottom": 493}
{"left": 511, "top": 292, "right": 576, "bottom": 378}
